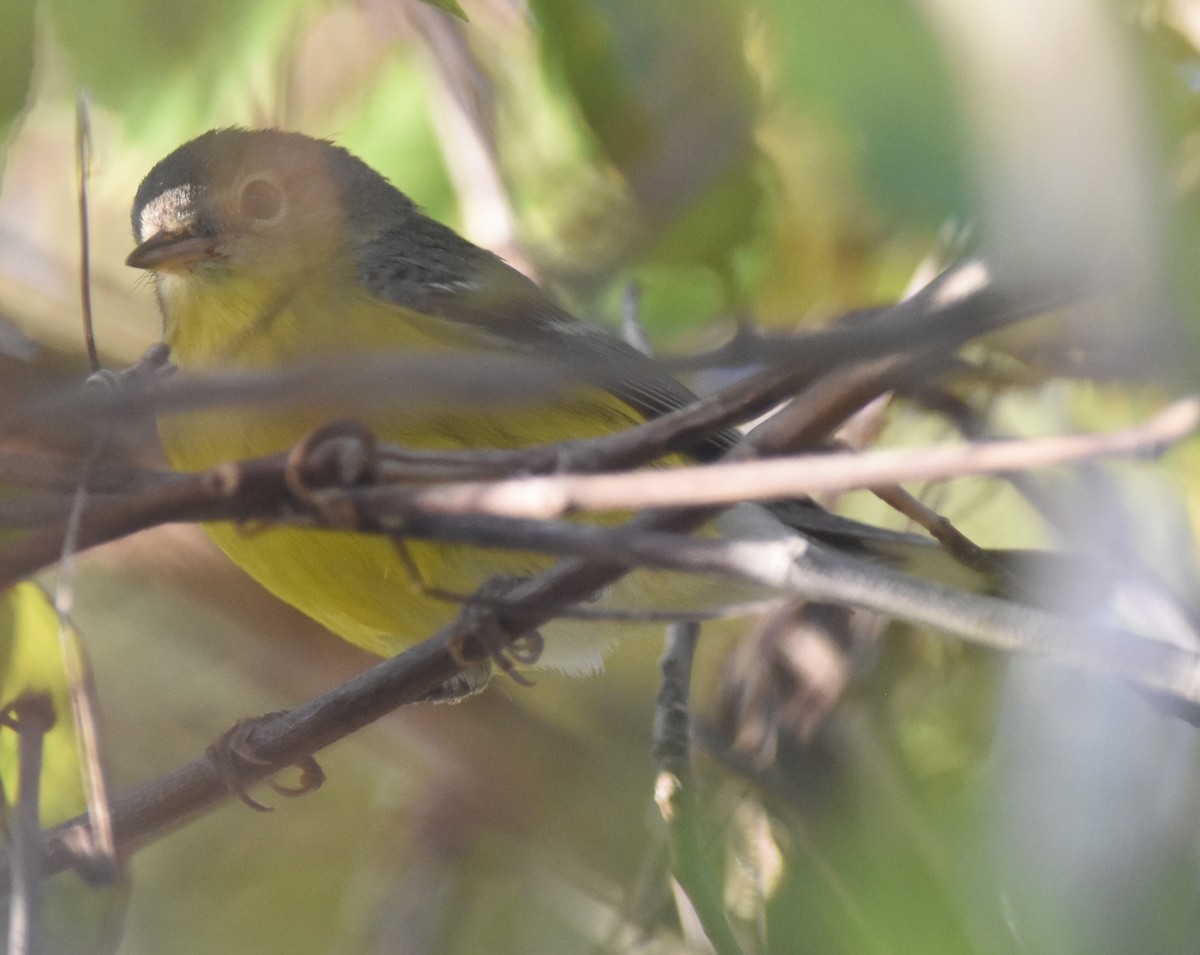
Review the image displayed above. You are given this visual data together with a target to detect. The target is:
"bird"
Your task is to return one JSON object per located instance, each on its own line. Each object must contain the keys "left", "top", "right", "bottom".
{"left": 125, "top": 127, "right": 968, "bottom": 694}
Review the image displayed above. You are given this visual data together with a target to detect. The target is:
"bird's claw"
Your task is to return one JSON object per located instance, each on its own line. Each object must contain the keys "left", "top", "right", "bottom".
{"left": 448, "top": 575, "right": 544, "bottom": 688}
{"left": 207, "top": 713, "right": 326, "bottom": 812}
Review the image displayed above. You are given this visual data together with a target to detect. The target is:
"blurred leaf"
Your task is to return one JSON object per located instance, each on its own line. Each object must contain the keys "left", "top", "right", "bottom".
{"left": 48, "top": 0, "right": 251, "bottom": 104}
{"left": 1132, "top": 14, "right": 1200, "bottom": 365}
{"left": 45, "top": 0, "right": 319, "bottom": 138}
{"left": 766, "top": 0, "right": 973, "bottom": 226}
{"left": 529, "top": 0, "right": 763, "bottom": 289}
{"left": 0, "top": 582, "right": 82, "bottom": 825}
{"left": 0, "top": 0, "right": 35, "bottom": 165}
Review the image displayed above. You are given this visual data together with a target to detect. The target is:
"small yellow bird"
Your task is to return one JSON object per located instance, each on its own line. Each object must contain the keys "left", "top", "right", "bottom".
{"left": 124, "top": 128, "right": 924, "bottom": 689}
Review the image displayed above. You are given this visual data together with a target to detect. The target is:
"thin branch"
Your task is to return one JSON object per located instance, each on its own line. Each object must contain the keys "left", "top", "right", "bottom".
{"left": 18, "top": 634, "right": 462, "bottom": 886}
{"left": 329, "top": 398, "right": 1200, "bottom": 520}
{"left": 52, "top": 433, "right": 119, "bottom": 879}
{"left": 867, "top": 482, "right": 998, "bottom": 576}
{"left": 358, "top": 514, "right": 1200, "bottom": 702}
{"left": 75, "top": 93, "right": 99, "bottom": 375}
{"left": 654, "top": 622, "right": 745, "bottom": 955}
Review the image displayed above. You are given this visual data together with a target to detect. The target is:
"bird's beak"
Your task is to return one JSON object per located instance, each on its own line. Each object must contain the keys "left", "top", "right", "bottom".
{"left": 125, "top": 229, "right": 217, "bottom": 272}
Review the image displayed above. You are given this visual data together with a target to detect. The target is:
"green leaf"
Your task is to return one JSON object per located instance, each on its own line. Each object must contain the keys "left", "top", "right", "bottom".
{"left": 767, "top": 0, "right": 973, "bottom": 225}
{"left": 0, "top": 583, "right": 82, "bottom": 825}
{"left": 45, "top": 0, "right": 320, "bottom": 137}
{"left": 0, "top": 0, "right": 35, "bottom": 168}
{"left": 529, "top": 0, "right": 763, "bottom": 289}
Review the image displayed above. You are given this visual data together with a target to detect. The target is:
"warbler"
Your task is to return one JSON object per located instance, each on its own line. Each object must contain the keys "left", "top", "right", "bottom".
{"left": 125, "top": 128, "right": 943, "bottom": 688}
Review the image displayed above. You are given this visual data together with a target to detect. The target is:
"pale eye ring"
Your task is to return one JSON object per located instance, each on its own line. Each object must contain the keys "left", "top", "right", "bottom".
{"left": 238, "top": 177, "right": 285, "bottom": 225}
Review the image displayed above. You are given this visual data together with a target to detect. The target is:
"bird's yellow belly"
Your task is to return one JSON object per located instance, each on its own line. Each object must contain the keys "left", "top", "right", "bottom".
{"left": 158, "top": 387, "right": 697, "bottom": 669}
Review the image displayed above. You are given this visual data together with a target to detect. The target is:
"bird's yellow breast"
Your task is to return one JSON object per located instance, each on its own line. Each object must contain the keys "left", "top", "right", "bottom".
{"left": 157, "top": 273, "right": 659, "bottom": 661}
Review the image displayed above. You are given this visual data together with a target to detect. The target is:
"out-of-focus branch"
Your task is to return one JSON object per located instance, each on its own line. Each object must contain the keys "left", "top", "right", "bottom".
{"left": 5, "top": 262, "right": 1035, "bottom": 448}
{"left": 654, "top": 622, "right": 747, "bottom": 955}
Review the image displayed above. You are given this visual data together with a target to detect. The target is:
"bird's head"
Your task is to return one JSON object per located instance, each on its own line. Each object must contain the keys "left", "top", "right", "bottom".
{"left": 127, "top": 129, "right": 414, "bottom": 330}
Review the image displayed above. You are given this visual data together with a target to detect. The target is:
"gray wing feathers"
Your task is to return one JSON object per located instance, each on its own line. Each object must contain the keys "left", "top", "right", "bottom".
{"left": 353, "top": 215, "right": 739, "bottom": 458}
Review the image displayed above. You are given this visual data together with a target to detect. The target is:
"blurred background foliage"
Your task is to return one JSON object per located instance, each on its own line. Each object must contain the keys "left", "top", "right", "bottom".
{"left": 1, "top": 0, "right": 1200, "bottom": 953}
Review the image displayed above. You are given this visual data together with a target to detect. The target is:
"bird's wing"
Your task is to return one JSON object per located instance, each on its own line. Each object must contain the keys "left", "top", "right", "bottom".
{"left": 351, "top": 212, "right": 994, "bottom": 575}
{"left": 353, "top": 215, "right": 739, "bottom": 460}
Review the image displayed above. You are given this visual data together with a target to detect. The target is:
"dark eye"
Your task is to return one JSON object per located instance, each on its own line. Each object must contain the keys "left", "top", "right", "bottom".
{"left": 239, "top": 177, "right": 284, "bottom": 223}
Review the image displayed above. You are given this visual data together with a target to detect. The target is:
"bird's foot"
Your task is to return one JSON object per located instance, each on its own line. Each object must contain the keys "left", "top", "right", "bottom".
{"left": 446, "top": 575, "right": 544, "bottom": 689}
{"left": 284, "top": 419, "right": 379, "bottom": 524}
{"left": 206, "top": 712, "right": 326, "bottom": 812}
